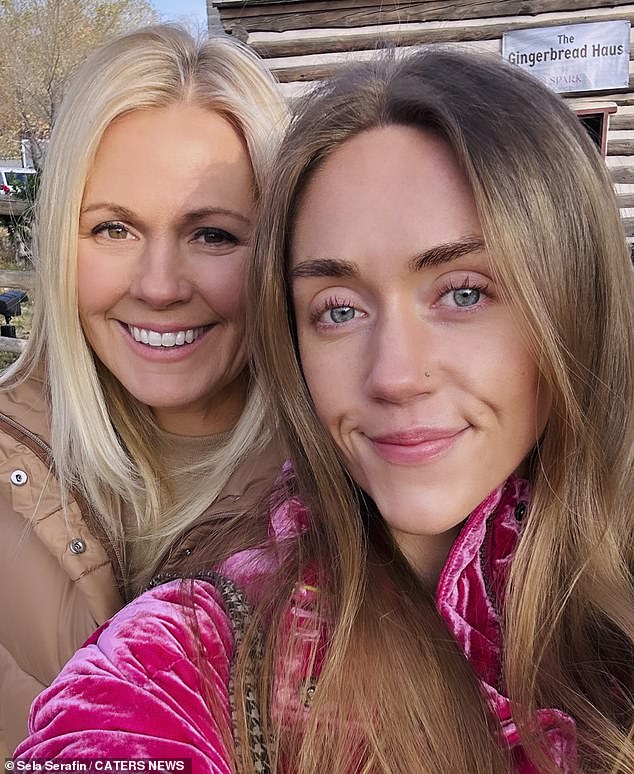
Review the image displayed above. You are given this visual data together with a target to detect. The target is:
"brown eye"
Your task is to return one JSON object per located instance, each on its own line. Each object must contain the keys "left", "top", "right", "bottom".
{"left": 107, "top": 225, "right": 128, "bottom": 240}
{"left": 92, "top": 222, "right": 130, "bottom": 240}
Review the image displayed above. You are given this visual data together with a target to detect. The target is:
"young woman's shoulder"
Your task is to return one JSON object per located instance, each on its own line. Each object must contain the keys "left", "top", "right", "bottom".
{"left": 14, "top": 580, "right": 235, "bottom": 771}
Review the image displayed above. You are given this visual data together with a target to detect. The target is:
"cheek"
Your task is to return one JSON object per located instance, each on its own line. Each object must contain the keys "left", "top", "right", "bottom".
{"left": 298, "top": 336, "right": 346, "bottom": 440}
{"left": 199, "top": 258, "right": 247, "bottom": 319}
{"left": 76, "top": 248, "right": 95, "bottom": 314}
{"left": 76, "top": 249, "right": 128, "bottom": 317}
{"left": 496, "top": 335, "right": 549, "bottom": 439}
{"left": 77, "top": 260, "right": 108, "bottom": 319}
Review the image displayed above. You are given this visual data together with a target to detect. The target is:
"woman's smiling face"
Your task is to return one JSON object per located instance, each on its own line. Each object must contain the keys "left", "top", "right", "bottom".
{"left": 290, "top": 126, "right": 549, "bottom": 582}
{"left": 77, "top": 103, "right": 254, "bottom": 436}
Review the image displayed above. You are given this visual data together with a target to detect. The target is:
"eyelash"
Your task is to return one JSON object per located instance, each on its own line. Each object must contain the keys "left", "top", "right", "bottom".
{"left": 309, "top": 276, "right": 491, "bottom": 328}
{"left": 437, "top": 275, "right": 491, "bottom": 307}
{"left": 192, "top": 227, "right": 239, "bottom": 246}
{"left": 92, "top": 221, "right": 130, "bottom": 238}
{"left": 90, "top": 223, "right": 240, "bottom": 246}
{"left": 310, "top": 295, "right": 358, "bottom": 326}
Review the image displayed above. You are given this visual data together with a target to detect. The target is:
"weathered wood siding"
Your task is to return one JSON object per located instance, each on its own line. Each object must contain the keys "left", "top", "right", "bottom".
{"left": 210, "top": 0, "right": 634, "bottom": 237}
{"left": 212, "top": 1, "right": 634, "bottom": 35}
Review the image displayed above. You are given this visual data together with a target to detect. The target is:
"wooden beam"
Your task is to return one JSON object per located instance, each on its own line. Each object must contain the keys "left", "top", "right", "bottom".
{"left": 273, "top": 59, "right": 349, "bottom": 82}
{"left": 218, "top": 0, "right": 634, "bottom": 34}
{"left": 609, "top": 164, "right": 634, "bottom": 184}
{"left": 0, "top": 198, "right": 27, "bottom": 217}
{"left": 252, "top": 10, "right": 634, "bottom": 57}
{"left": 621, "top": 215, "right": 634, "bottom": 235}
{"left": 0, "top": 269, "right": 34, "bottom": 289}
{"left": 0, "top": 336, "right": 26, "bottom": 354}
{"left": 215, "top": 0, "right": 632, "bottom": 7}
{"left": 268, "top": 50, "right": 634, "bottom": 86}
{"left": 617, "top": 191, "right": 634, "bottom": 208}
{"left": 610, "top": 108, "right": 634, "bottom": 129}
{"left": 596, "top": 91, "right": 634, "bottom": 106}
{"left": 266, "top": 40, "right": 497, "bottom": 82}
{"left": 608, "top": 135, "right": 634, "bottom": 156}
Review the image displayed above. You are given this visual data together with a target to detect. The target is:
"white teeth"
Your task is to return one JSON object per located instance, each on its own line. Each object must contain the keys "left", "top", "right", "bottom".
{"left": 127, "top": 325, "right": 205, "bottom": 348}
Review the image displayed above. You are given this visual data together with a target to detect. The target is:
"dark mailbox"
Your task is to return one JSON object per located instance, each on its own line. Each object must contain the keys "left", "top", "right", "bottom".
{"left": 0, "top": 289, "right": 28, "bottom": 338}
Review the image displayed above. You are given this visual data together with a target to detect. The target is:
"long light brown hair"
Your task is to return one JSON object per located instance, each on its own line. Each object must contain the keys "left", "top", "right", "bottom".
{"left": 243, "top": 48, "right": 634, "bottom": 772}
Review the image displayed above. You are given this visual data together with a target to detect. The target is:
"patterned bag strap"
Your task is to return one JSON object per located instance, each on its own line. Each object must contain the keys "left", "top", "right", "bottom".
{"left": 147, "top": 570, "right": 272, "bottom": 773}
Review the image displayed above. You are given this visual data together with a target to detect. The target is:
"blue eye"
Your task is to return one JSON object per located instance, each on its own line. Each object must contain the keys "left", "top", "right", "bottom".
{"left": 453, "top": 288, "right": 480, "bottom": 307}
{"left": 330, "top": 306, "right": 355, "bottom": 323}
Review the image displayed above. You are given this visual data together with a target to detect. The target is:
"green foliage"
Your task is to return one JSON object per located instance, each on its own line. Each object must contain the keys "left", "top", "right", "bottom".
{"left": 11, "top": 169, "right": 39, "bottom": 203}
{"left": 0, "top": 170, "right": 38, "bottom": 265}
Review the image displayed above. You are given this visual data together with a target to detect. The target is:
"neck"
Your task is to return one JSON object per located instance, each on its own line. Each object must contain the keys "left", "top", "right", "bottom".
{"left": 395, "top": 523, "right": 464, "bottom": 589}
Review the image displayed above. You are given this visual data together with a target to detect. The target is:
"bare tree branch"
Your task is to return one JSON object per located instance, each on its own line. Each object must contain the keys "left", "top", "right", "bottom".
{"left": 0, "top": 0, "right": 158, "bottom": 164}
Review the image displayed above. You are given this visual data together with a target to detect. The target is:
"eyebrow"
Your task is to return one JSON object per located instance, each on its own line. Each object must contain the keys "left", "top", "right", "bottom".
{"left": 290, "top": 237, "right": 485, "bottom": 281}
{"left": 80, "top": 203, "right": 251, "bottom": 227}
{"left": 410, "top": 237, "right": 485, "bottom": 271}
{"left": 290, "top": 257, "right": 358, "bottom": 280}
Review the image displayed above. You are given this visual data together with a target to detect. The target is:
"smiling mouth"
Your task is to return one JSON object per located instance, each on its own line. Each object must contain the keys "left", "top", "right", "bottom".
{"left": 126, "top": 324, "right": 211, "bottom": 348}
{"left": 368, "top": 426, "right": 468, "bottom": 466}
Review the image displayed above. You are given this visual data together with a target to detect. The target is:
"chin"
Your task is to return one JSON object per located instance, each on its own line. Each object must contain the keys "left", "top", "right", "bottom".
{"left": 123, "top": 387, "right": 196, "bottom": 410}
{"left": 370, "top": 485, "right": 471, "bottom": 536}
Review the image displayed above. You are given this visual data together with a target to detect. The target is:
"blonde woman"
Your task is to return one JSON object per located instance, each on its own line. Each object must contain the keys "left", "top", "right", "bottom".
{"left": 16, "top": 49, "right": 633, "bottom": 772}
{"left": 0, "top": 24, "right": 287, "bottom": 753}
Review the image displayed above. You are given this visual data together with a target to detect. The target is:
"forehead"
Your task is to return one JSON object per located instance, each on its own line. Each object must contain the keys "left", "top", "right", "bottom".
{"left": 97, "top": 104, "right": 247, "bottom": 165}
{"left": 83, "top": 104, "right": 254, "bottom": 211}
{"left": 291, "top": 126, "right": 481, "bottom": 265}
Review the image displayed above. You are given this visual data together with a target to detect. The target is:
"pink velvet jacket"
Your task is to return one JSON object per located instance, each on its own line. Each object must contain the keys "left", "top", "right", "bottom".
{"left": 15, "top": 476, "right": 577, "bottom": 771}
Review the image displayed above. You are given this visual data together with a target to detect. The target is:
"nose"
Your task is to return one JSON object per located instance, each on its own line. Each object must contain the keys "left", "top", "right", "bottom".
{"left": 365, "top": 309, "right": 435, "bottom": 404}
{"left": 129, "top": 237, "right": 193, "bottom": 308}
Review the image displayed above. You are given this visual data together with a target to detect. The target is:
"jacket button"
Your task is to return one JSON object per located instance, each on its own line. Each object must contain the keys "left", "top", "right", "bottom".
{"left": 514, "top": 502, "right": 528, "bottom": 521}
{"left": 69, "top": 538, "right": 86, "bottom": 555}
{"left": 301, "top": 678, "right": 317, "bottom": 707}
{"left": 10, "top": 469, "right": 28, "bottom": 486}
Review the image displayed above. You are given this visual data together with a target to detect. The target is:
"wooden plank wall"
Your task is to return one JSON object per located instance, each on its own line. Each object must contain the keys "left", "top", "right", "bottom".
{"left": 210, "top": 0, "right": 634, "bottom": 240}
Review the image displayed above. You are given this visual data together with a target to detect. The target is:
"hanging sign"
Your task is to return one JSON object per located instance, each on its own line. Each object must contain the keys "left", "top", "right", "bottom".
{"left": 502, "top": 20, "right": 630, "bottom": 93}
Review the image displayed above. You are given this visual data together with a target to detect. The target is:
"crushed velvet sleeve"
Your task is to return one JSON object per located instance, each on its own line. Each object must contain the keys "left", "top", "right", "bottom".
{"left": 14, "top": 580, "right": 235, "bottom": 773}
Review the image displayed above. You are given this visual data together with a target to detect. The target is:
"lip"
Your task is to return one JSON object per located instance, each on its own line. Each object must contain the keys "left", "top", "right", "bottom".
{"left": 117, "top": 320, "right": 214, "bottom": 362}
{"left": 121, "top": 321, "right": 212, "bottom": 334}
{"left": 368, "top": 426, "right": 468, "bottom": 465}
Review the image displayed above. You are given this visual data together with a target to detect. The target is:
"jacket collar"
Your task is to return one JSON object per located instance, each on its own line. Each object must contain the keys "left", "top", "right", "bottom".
{"left": 436, "top": 475, "right": 530, "bottom": 689}
{"left": 435, "top": 475, "right": 577, "bottom": 771}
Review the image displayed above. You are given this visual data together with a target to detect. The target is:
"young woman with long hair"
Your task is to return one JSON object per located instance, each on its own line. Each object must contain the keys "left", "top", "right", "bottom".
{"left": 0, "top": 24, "right": 287, "bottom": 753}
{"left": 16, "top": 48, "right": 633, "bottom": 772}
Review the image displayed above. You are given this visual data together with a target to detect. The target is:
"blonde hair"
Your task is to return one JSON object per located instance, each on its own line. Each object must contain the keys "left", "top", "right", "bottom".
{"left": 0, "top": 24, "right": 288, "bottom": 594}
{"left": 245, "top": 49, "right": 634, "bottom": 772}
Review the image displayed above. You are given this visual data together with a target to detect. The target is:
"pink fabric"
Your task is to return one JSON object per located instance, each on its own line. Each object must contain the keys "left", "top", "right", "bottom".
{"left": 436, "top": 477, "right": 577, "bottom": 772}
{"left": 15, "top": 476, "right": 578, "bottom": 771}
{"left": 15, "top": 582, "right": 235, "bottom": 773}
